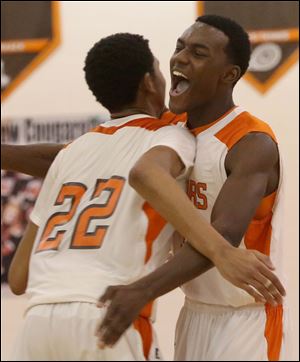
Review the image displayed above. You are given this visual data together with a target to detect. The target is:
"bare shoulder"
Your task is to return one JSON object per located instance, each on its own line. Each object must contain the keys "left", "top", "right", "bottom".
{"left": 226, "top": 132, "right": 279, "bottom": 175}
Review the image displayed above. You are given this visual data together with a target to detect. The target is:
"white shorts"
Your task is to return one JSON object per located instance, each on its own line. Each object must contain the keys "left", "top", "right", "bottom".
{"left": 11, "top": 302, "right": 162, "bottom": 361}
{"left": 174, "top": 298, "right": 291, "bottom": 361}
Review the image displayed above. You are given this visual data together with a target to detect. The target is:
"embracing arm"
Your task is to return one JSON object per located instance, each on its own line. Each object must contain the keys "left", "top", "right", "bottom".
{"left": 95, "top": 136, "right": 285, "bottom": 347}
{"left": 128, "top": 138, "right": 283, "bottom": 289}
{"left": 1, "top": 143, "right": 64, "bottom": 178}
{"left": 143, "top": 133, "right": 285, "bottom": 298}
{"left": 128, "top": 133, "right": 283, "bottom": 299}
{"left": 129, "top": 145, "right": 229, "bottom": 262}
{"left": 8, "top": 221, "right": 38, "bottom": 295}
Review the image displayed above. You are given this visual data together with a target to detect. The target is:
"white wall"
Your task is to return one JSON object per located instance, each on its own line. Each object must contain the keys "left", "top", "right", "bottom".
{"left": 2, "top": 2, "right": 299, "bottom": 360}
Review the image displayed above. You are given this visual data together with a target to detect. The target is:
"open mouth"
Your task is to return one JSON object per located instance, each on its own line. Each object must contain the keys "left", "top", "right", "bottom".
{"left": 170, "top": 70, "right": 190, "bottom": 97}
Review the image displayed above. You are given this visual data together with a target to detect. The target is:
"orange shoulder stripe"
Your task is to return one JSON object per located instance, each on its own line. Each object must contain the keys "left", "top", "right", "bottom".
{"left": 215, "top": 112, "right": 277, "bottom": 150}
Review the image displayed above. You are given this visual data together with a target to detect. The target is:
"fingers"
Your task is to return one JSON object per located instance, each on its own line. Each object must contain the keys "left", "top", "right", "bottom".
{"left": 240, "top": 277, "right": 282, "bottom": 306}
{"left": 95, "top": 307, "right": 130, "bottom": 348}
{"left": 239, "top": 283, "right": 266, "bottom": 304}
{"left": 97, "top": 319, "right": 130, "bottom": 348}
{"left": 95, "top": 308, "right": 117, "bottom": 348}
{"left": 254, "top": 273, "right": 284, "bottom": 306}
{"left": 96, "top": 303, "right": 117, "bottom": 339}
{"left": 97, "top": 286, "right": 116, "bottom": 308}
{"left": 253, "top": 251, "right": 275, "bottom": 270}
{"left": 95, "top": 284, "right": 142, "bottom": 349}
{"left": 247, "top": 278, "right": 278, "bottom": 305}
{"left": 258, "top": 265, "right": 286, "bottom": 297}
{"left": 251, "top": 251, "right": 286, "bottom": 304}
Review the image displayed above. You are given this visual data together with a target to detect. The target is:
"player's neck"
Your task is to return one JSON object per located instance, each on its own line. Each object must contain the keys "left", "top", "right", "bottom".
{"left": 111, "top": 107, "right": 153, "bottom": 119}
{"left": 187, "top": 95, "right": 235, "bottom": 130}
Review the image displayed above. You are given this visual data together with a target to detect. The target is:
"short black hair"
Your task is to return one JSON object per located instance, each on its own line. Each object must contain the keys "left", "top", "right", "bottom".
{"left": 196, "top": 15, "right": 251, "bottom": 82}
{"left": 84, "top": 33, "right": 154, "bottom": 112}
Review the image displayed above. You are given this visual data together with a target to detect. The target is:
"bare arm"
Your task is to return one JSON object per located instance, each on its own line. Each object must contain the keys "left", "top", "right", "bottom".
{"left": 129, "top": 145, "right": 229, "bottom": 262}
{"left": 210, "top": 132, "right": 281, "bottom": 295}
{"left": 1, "top": 143, "right": 64, "bottom": 178}
{"left": 8, "top": 221, "right": 38, "bottom": 295}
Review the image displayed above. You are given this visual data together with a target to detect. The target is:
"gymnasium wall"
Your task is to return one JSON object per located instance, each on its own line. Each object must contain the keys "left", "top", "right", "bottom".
{"left": 1, "top": 2, "right": 298, "bottom": 360}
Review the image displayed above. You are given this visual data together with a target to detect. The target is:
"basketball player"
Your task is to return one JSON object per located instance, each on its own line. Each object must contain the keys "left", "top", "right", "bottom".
{"left": 94, "top": 16, "right": 290, "bottom": 360}
{"left": 6, "top": 32, "right": 285, "bottom": 361}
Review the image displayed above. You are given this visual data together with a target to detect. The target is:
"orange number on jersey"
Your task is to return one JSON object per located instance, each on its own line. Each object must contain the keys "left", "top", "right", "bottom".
{"left": 187, "top": 180, "right": 208, "bottom": 210}
{"left": 70, "top": 176, "right": 125, "bottom": 249}
{"left": 36, "top": 183, "right": 87, "bottom": 252}
{"left": 35, "top": 176, "right": 125, "bottom": 252}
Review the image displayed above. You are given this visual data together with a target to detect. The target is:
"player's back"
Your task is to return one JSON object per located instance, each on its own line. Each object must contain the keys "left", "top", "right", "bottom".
{"left": 27, "top": 114, "right": 195, "bottom": 309}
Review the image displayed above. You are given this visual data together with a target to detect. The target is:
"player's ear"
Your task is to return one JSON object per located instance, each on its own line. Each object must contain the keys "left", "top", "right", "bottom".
{"left": 222, "top": 65, "right": 241, "bottom": 85}
{"left": 141, "top": 72, "right": 156, "bottom": 94}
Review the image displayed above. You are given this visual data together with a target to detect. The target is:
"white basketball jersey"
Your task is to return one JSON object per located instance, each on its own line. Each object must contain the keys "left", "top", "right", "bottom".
{"left": 27, "top": 114, "right": 196, "bottom": 313}
{"left": 182, "top": 106, "right": 286, "bottom": 307}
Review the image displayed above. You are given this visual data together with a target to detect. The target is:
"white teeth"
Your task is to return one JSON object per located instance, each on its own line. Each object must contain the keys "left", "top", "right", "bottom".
{"left": 172, "top": 70, "right": 188, "bottom": 79}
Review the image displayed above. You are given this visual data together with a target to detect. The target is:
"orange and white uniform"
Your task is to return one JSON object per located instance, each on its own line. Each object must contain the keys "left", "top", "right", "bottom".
{"left": 12, "top": 114, "right": 196, "bottom": 361}
{"left": 174, "top": 106, "right": 290, "bottom": 361}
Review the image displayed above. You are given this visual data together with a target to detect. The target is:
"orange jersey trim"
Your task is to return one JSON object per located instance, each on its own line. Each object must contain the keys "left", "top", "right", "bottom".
{"left": 89, "top": 111, "right": 186, "bottom": 136}
{"left": 191, "top": 106, "right": 238, "bottom": 136}
{"left": 264, "top": 304, "right": 283, "bottom": 361}
{"left": 254, "top": 191, "right": 276, "bottom": 220}
{"left": 142, "top": 202, "right": 167, "bottom": 263}
{"left": 215, "top": 111, "right": 277, "bottom": 150}
{"left": 221, "top": 113, "right": 279, "bottom": 256}
{"left": 214, "top": 111, "right": 278, "bottom": 255}
{"left": 90, "top": 117, "right": 175, "bottom": 135}
{"left": 244, "top": 192, "right": 276, "bottom": 256}
{"left": 160, "top": 110, "right": 187, "bottom": 125}
{"left": 244, "top": 212, "right": 273, "bottom": 256}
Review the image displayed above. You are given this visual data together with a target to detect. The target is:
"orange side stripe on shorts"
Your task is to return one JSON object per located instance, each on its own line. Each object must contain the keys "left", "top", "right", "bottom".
{"left": 133, "top": 316, "right": 153, "bottom": 360}
{"left": 244, "top": 192, "right": 283, "bottom": 360}
{"left": 265, "top": 304, "right": 283, "bottom": 360}
{"left": 133, "top": 301, "right": 153, "bottom": 359}
{"left": 142, "top": 202, "right": 167, "bottom": 263}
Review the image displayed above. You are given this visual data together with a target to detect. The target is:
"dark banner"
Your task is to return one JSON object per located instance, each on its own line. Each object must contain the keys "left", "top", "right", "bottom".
{"left": 1, "top": 1, "right": 60, "bottom": 100}
{"left": 1, "top": 114, "right": 106, "bottom": 282}
{"left": 197, "top": 1, "right": 299, "bottom": 93}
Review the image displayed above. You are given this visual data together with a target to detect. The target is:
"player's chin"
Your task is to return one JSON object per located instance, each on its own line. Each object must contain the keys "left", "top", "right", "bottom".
{"left": 168, "top": 97, "right": 187, "bottom": 115}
